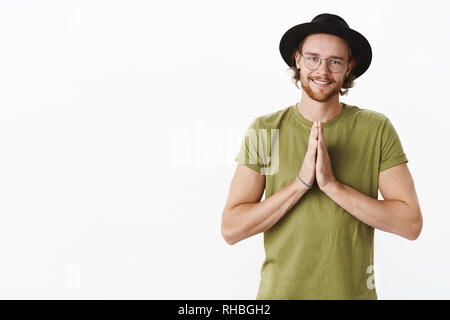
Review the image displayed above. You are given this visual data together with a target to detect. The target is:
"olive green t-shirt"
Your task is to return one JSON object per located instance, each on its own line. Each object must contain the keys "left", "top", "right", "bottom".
{"left": 234, "top": 103, "right": 408, "bottom": 300}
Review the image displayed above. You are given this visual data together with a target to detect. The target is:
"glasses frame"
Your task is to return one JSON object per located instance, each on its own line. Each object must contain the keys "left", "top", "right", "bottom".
{"left": 299, "top": 52, "right": 350, "bottom": 73}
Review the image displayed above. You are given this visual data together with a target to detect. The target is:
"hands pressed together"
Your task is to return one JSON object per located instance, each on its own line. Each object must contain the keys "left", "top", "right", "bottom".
{"left": 297, "top": 120, "right": 338, "bottom": 192}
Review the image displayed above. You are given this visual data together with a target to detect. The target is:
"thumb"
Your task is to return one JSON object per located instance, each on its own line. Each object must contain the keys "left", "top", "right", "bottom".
{"left": 316, "top": 134, "right": 323, "bottom": 163}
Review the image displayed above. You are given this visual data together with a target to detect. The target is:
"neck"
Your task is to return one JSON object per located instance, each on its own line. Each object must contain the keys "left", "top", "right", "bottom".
{"left": 297, "top": 93, "right": 343, "bottom": 123}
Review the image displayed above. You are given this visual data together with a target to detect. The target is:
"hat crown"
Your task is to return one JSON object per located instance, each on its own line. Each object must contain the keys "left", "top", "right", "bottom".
{"left": 311, "top": 13, "right": 349, "bottom": 28}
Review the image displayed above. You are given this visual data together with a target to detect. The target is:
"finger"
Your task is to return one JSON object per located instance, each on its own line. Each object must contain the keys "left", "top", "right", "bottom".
{"left": 308, "top": 120, "right": 318, "bottom": 152}
{"left": 316, "top": 121, "right": 321, "bottom": 142}
{"left": 317, "top": 123, "right": 326, "bottom": 150}
{"left": 309, "top": 141, "right": 318, "bottom": 162}
{"left": 317, "top": 131, "right": 322, "bottom": 156}
{"left": 315, "top": 122, "right": 320, "bottom": 148}
{"left": 312, "top": 136, "right": 318, "bottom": 156}
{"left": 317, "top": 122, "right": 323, "bottom": 147}
{"left": 317, "top": 126, "right": 330, "bottom": 161}
{"left": 319, "top": 121, "right": 326, "bottom": 144}
{"left": 314, "top": 121, "right": 318, "bottom": 140}
{"left": 310, "top": 120, "right": 318, "bottom": 139}
{"left": 319, "top": 133, "right": 326, "bottom": 155}
{"left": 309, "top": 127, "right": 318, "bottom": 159}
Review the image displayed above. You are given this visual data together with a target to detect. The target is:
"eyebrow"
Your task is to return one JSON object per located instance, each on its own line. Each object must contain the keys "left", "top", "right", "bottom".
{"left": 303, "top": 52, "right": 346, "bottom": 60}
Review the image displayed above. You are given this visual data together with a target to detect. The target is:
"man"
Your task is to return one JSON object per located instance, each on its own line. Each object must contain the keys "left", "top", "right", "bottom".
{"left": 221, "top": 13, "right": 423, "bottom": 299}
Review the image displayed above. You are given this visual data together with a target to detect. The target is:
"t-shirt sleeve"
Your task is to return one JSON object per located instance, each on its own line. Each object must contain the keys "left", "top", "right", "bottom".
{"left": 234, "top": 117, "right": 262, "bottom": 174}
{"left": 379, "top": 117, "right": 408, "bottom": 172}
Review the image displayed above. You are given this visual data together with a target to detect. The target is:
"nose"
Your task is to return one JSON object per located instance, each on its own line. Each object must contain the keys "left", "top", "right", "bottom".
{"left": 316, "top": 59, "right": 331, "bottom": 75}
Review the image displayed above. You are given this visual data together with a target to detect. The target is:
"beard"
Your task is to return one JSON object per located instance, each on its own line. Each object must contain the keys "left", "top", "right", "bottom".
{"left": 300, "top": 73, "right": 344, "bottom": 102}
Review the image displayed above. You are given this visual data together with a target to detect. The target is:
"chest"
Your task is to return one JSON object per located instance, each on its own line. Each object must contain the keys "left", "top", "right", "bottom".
{"left": 265, "top": 124, "right": 380, "bottom": 197}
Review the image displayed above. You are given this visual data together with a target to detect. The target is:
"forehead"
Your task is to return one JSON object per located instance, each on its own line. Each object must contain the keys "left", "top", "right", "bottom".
{"left": 302, "top": 33, "right": 350, "bottom": 58}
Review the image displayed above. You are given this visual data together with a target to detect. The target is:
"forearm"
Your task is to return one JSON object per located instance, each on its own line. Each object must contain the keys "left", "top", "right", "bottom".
{"left": 223, "top": 178, "right": 309, "bottom": 245}
{"left": 323, "top": 181, "right": 422, "bottom": 240}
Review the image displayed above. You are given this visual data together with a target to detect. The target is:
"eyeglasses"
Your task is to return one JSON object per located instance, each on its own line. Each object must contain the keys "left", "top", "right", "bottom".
{"left": 300, "top": 53, "right": 349, "bottom": 73}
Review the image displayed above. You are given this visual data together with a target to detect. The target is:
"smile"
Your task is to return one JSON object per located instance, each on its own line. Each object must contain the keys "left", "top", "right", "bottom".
{"left": 311, "top": 79, "right": 332, "bottom": 87}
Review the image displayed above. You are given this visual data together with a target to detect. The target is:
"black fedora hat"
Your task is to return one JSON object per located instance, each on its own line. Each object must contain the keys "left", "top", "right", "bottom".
{"left": 279, "top": 13, "right": 372, "bottom": 79}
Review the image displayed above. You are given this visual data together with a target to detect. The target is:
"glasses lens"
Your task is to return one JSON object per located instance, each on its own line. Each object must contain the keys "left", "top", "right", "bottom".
{"left": 303, "top": 55, "right": 320, "bottom": 70}
{"left": 328, "top": 59, "right": 346, "bottom": 72}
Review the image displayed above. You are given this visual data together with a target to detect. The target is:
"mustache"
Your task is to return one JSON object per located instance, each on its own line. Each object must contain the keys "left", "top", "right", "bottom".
{"left": 309, "top": 77, "right": 334, "bottom": 82}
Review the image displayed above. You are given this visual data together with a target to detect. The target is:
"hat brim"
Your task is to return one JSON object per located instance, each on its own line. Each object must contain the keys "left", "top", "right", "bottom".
{"left": 279, "top": 22, "right": 372, "bottom": 79}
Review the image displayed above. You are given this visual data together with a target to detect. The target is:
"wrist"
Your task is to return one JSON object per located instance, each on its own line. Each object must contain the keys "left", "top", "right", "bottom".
{"left": 322, "top": 179, "right": 341, "bottom": 195}
{"left": 295, "top": 173, "right": 314, "bottom": 191}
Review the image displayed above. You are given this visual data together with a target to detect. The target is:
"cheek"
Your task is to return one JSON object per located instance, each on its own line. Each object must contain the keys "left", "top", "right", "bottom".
{"left": 299, "top": 71, "right": 309, "bottom": 81}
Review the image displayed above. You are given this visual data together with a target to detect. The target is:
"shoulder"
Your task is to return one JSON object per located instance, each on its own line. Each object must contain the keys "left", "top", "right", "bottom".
{"left": 252, "top": 105, "right": 292, "bottom": 128}
{"left": 345, "top": 103, "right": 391, "bottom": 128}
{"left": 346, "top": 103, "right": 388, "bottom": 121}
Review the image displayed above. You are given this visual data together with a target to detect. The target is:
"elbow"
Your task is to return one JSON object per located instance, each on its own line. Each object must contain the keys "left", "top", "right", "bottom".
{"left": 404, "top": 229, "right": 420, "bottom": 241}
{"left": 221, "top": 227, "right": 238, "bottom": 245}
{"left": 404, "top": 210, "right": 423, "bottom": 241}
{"left": 406, "top": 222, "right": 422, "bottom": 241}
{"left": 221, "top": 218, "right": 238, "bottom": 246}
{"left": 223, "top": 236, "right": 237, "bottom": 246}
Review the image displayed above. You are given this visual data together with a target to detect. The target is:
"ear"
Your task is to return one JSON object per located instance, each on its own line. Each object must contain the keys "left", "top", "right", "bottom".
{"left": 346, "top": 59, "right": 356, "bottom": 78}
{"left": 295, "top": 51, "right": 301, "bottom": 68}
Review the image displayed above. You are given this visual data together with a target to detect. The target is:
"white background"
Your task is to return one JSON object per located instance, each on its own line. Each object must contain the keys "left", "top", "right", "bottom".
{"left": 0, "top": 0, "right": 448, "bottom": 299}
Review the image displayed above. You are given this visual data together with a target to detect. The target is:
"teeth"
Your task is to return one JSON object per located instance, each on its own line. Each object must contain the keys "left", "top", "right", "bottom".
{"left": 313, "top": 79, "right": 331, "bottom": 85}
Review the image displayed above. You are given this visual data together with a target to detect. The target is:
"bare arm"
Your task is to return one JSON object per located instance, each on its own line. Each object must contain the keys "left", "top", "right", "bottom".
{"left": 221, "top": 164, "right": 310, "bottom": 245}
{"left": 322, "top": 163, "right": 423, "bottom": 240}
{"left": 221, "top": 120, "right": 319, "bottom": 245}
